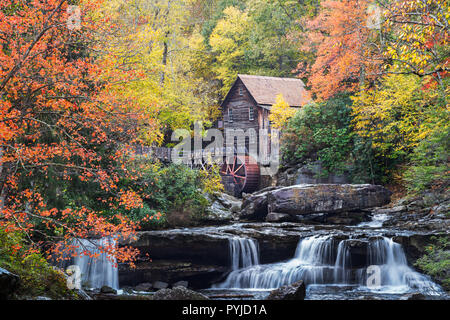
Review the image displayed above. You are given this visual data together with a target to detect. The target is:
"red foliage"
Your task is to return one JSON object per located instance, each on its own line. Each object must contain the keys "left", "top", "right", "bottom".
{"left": 296, "top": 0, "right": 382, "bottom": 100}
{"left": 0, "top": 0, "right": 148, "bottom": 264}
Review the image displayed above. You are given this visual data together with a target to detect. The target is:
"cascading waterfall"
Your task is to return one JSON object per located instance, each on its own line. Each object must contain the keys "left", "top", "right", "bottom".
{"left": 357, "top": 214, "right": 390, "bottom": 228}
{"left": 216, "top": 235, "right": 337, "bottom": 289}
{"left": 71, "top": 237, "right": 119, "bottom": 290}
{"left": 357, "top": 237, "right": 442, "bottom": 294}
{"left": 228, "top": 237, "right": 260, "bottom": 270}
{"left": 333, "top": 240, "right": 352, "bottom": 284}
{"left": 216, "top": 235, "right": 443, "bottom": 295}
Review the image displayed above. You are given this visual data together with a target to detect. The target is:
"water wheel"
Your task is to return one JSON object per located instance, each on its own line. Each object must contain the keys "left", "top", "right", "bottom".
{"left": 220, "top": 155, "right": 260, "bottom": 194}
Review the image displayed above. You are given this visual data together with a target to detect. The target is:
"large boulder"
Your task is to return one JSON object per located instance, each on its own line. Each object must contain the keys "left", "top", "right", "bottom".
{"left": 0, "top": 267, "right": 20, "bottom": 299}
{"left": 276, "top": 161, "right": 350, "bottom": 187}
{"left": 266, "top": 280, "right": 306, "bottom": 300}
{"left": 152, "top": 286, "right": 209, "bottom": 300}
{"left": 240, "top": 184, "right": 391, "bottom": 221}
{"left": 268, "top": 184, "right": 391, "bottom": 215}
{"left": 240, "top": 187, "right": 278, "bottom": 220}
{"left": 204, "top": 192, "right": 242, "bottom": 223}
{"left": 100, "top": 286, "right": 117, "bottom": 294}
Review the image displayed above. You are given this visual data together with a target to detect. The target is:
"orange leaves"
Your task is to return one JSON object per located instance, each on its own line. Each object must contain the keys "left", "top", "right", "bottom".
{"left": 0, "top": 0, "right": 145, "bottom": 265}
{"left": 118, "top": 190, "right": 143, "bottom": 211}
{"left": 298, "top": 0, "right": 382, "bottom": 100}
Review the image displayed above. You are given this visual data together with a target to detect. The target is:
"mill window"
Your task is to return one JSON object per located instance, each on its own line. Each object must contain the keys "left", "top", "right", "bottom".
{"left": 249, "top": 106, "right": 255, "bottom": 121}
{"left": 228, "top": 108, "right": 233, "bottom": 122}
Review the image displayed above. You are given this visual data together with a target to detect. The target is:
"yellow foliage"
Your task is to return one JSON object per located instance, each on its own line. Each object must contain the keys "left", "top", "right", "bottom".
{"left": 351, "top": 73, "right": 436, "bottom": 157}
{"left": 209, "top": 7, "right": 251, "bottom": 95}
{"left": 91, "top": 0, "right": 221, "bottom": 144}
{"left": 269, "top": 94, "right": 297, "bottom": 129}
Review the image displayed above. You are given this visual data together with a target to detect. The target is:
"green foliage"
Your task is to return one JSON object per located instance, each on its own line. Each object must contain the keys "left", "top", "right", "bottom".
{"left": 203, "top": 0, "right": 313, "bottom": 96}
{"left": 282, "top": 93, "right": 354, "bottom": 175}
{"left": 0, "top": 228, "right": 78, "bottom": 299}
{"left": 121, "top": 161, "right": 220, "bottom": 229}
{"left": 351, "top": 74, "right": 427, "bottom": 160}
{"left": 281, "top": 92, "right": 389, "bottom": 183}
{"left": 351, "top": 73, "right": 449, "bottom": 189}
{"left": 125, "top": 203, "right": 168, "bottom": 230}
{"left": 415, "top": 237, "right": 450, "bottom": 290}
{"left": 404, "top": 117, "right": 450, "bottom": 193}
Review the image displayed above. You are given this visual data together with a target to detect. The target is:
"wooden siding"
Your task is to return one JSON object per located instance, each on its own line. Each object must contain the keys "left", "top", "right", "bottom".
{"left": 222, "top": 79, "right": 259, "bottom": 132}
{"left": 221, "top": 79, "right": 273, "bottom": 158}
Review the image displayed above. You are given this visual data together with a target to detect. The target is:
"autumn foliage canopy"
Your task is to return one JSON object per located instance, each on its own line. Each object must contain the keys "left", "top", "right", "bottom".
{"left": 0, "top": 0, "right": 152, "bottom": 263}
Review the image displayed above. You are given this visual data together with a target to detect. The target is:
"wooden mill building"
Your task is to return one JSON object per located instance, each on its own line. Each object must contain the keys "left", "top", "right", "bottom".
{"left": 217, "top": 74, "right": 311, "bottom": 195}
{"left": 219, "top": 74, "right": 310, "bottom": 132}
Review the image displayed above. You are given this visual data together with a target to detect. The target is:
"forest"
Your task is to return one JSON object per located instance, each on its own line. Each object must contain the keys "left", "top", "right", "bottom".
{"left": 0, "top": 0, "right": 448, "bottom": 301}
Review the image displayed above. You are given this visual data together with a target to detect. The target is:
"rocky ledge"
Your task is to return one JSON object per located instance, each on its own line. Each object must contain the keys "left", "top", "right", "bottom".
{"left": 266, "top": 280, "right": 306, "bottom": 300}
{"left": 241, "top": 184, "right": 391, "bottom": 223}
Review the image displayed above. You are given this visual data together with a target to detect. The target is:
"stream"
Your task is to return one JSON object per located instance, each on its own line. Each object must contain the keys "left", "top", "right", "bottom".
{"left": 204, "top": 234, "right": 443, "bottom": 300}
{"left": 70, "top": 212, "right": 448, "bottom": 300}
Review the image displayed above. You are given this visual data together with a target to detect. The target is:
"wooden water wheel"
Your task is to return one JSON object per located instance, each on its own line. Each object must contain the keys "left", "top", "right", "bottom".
{"left": 220, "top": 155, "right": 260, "bottom": 194}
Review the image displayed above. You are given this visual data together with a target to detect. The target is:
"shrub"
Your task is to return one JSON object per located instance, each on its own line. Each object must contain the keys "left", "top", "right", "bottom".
{"left": 0, "top": 227, "right": 79, "bottom": 299}
{"left": 282, "top": 93, "right": 353, "bottom": 174}
{"left": 415, "top": 237, "right": 450, "bottom": 291}
{"left": 404, "top": 121, "right": 449, "bottom": 193}
{"left": 120, "top": 161, "right": 220, "bottom": 229}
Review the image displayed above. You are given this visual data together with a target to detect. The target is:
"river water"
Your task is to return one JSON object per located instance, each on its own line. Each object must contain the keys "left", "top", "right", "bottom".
{"left": 200, "top": 213, "right": 447, "bottom": 300}
{"left": 204, "top": 234, "right": 444, "bottom": 300}
{"left": 67, "top": 214, "right": 447, "bottom": 300}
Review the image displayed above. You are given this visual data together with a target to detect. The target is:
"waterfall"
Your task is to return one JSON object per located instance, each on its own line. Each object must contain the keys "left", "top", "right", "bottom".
{"left": 216, "top": 235, "right": 336, "bottom": 289}
{"left": 71, "top": 237, "right": 119, "bottom": 290}
{"left": 215, "top": 235, "right": 443, "bottom": 295}
{"left": 228, "top": 237, "right": 260, "bottom": 270}
{"left": 333, "top": 240, "right": 352, "bottom": 283}
{"left": 358, "top": 214, "right": 390, "bottom": 228}
{"left": 357, "top": 237, "right": 442, "bottom": 294}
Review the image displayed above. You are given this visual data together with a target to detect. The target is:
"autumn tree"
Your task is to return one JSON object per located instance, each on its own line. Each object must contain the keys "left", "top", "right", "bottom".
{"left": 268, "top": 94, "right": 297, "bottom": 129}
{"left": 350, "top": 0, "right": 449, "bottom": 189}
{"left": 382, "top": 0, "right": 449, "bottom": 87}
{"left": 0, "top": 0, "right": 147, "bottom": 263}
{"left": 209, "top": 6, "right": 251, "bottom": 95}
{"left": 298, "top": 0, "right": 383, "bottom": 100}
{"left": 351, "top": 74, "right": 428, "bottom": 159}
{"left": 94, "top": 0, "right": 221, "bottom": 138}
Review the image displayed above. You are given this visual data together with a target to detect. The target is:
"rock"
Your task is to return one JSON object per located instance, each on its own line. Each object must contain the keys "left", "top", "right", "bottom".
{"left": 153, "top": 281, "right": 169, "bottom": 290}
{"left": 119, "top": 260, "right": 227, "bottom": 290}
{"left": 326, "top": 211, "right": 370, "bottom": 225}
{"left": 240, "top": 184, "right": 391, "bottom": 221}
{"left": 431, "top": 202, "right": 450, "bottom": 216}
{"left": 216, "top": 193, "right": 242, "bottom": 213}
{"left": 276, "top": 161, "right": 351, "bottom": 187}
{"left": 203, "top": 192, "right": 243, "bottom": 223}
{"left": 357, "top": 295, "right": 382, "bottom": 300}
{"left": 374, "top": 206, "right": 407, "bottom": 214}
{"left": 100, "top": 286, "right": 117, "bottom": 294}
{"left": 120, "top": 230, "right": 230, "bottom": 266}
{"left": 134, "top": 282, "right": 153, "bottom": 292}
{"left": 265, "top": 212, "right": 295, "bottom": 222}
{"left": 152, "top": 286, "right": 209, "bottom": 300}
{"left": 76, "top": 288, "right": 93, "bottom": 300}
{"left": 400, "top": 292, "right": 427, "bottom": 300}
{"left": 294, "top": 213, "right": 328, "bottom": 224}
{"left": 172, "top": 281, "right": 188, "bottom": 288}
{"left": 268, "top": 184, "right": 392, "bottom": 216}
{"left": 240, "top": 189, "right": 271, "bottom": 220}
{"left": 0, "top": 267, "right": 20, "bottom": 299}
{"left": 266, "top": 280, "right": 306, "bottom": 300}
